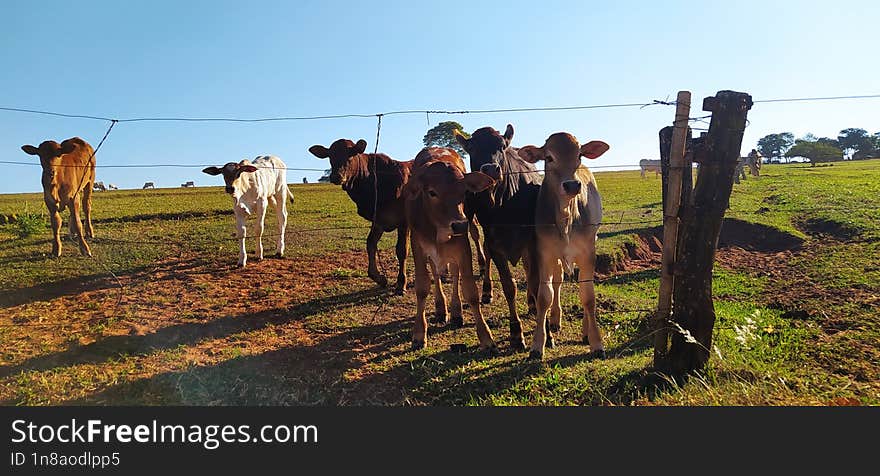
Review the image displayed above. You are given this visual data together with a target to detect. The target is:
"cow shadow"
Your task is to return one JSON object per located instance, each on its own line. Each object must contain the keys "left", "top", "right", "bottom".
{"left": 0, "top": 256, "right": 217, "bottom": 309}
{"left": 0, "top": 286, "right": 390, "bottom": 381}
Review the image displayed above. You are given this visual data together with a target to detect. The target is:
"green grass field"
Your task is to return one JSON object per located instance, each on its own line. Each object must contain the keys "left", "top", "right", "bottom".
{"left": 1, "top": 160, "right": 878, "bottom": 405}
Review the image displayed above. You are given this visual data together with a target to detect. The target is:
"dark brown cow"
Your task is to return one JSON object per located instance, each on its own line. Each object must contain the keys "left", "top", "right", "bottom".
{"left": 309, "top": 139, "right": 412, "bottom": 294}
{"left": 519, "top": 133, "right": 608, "bottom": 360}
{"left": 405, "top": 147, "right": 496, "bottom": 351}
{"left": 21, "top": 137, "right": 96, "bottom": 257}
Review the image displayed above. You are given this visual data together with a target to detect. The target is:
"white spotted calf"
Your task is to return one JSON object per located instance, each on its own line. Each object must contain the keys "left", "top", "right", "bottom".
{"left": 203, "top": 155, "right": 294, "bottom": 267}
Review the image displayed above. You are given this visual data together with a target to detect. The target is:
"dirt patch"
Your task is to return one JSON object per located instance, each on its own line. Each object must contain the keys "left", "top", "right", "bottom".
{"left": 796, "top": 217, "right": 862, "bottom": 241}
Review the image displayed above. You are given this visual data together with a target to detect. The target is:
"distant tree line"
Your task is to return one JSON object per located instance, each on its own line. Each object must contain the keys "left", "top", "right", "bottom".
{"left": 756, "top": 128, "right": 880, "bottom": 166}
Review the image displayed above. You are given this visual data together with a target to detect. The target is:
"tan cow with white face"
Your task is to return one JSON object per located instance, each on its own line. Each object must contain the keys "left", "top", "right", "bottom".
{"left": 518, "top": 133, "right": 609, "bottom": 360}
{"left": 21, "top": 137, "right": 96, "bottom": 257}
{"left": 405, "top": 147, "right": 497, "bottom": 352}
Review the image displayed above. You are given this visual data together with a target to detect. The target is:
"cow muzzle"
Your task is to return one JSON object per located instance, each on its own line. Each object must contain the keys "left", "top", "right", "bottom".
{"left": 562, "top": 180, "right": 581, "bottom": 196}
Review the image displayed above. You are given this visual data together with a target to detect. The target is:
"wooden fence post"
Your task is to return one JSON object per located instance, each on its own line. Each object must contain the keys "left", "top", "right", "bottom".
{"left": 653, "top": 91, "right": 691, "bottom": 366}
{"left": 664, "top": 90, "right": 753, "bottom": 375}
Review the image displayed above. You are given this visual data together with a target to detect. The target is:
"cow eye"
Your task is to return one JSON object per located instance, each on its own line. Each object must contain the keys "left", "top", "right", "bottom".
{"left": 428, "top": 190, "right": 438, "bottom": 198}
{"left": 545, "top": 155, "right": 553, "bottom": 163}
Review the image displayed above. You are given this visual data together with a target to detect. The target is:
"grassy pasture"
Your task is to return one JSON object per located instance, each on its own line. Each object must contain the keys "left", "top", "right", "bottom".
{"left": 0, "top": 160, "right": 878, "bottom": 405}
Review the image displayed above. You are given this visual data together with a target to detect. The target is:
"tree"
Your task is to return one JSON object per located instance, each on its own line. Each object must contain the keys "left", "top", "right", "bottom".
{"left": 318, "top": 169, "right": 332, "bottom": 183}
{"left": 756, "top": 132, "right": 795, "bottom": 163}
{"left": 837, "top": 128, "right": 872, "bottom": 159}
{"left": 817, "top": 137, "right": 840, "bottom": 149}
{"left": 785, "top": 139, "right": 843, "bottom": 166}
{"left": 423, "top": 121, "right": 470, "bottom": 157}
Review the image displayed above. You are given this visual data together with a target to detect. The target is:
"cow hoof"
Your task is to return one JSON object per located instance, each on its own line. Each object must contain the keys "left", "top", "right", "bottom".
{"left": 411, "top": 340, "right": 426, "bottom": 351}
{"left": 481, "top": 294, "right": 492, "bottom": 304}
{"left": 393, "top": 287, "right": 405, "bottom": 296}
{"left": 546, "top": 337, "right": 556, "bottom": 349}
{"left": 273, "top": 252, "right": 283, "bottom": 259}
{"left": 483, "top": 344, "right": 500, "bottom": 356}
{"left": 587, "top": 349, "right": 606, "bottom": 360}
{"left": 430, "top": 314, "right": 448, "bottom": 325}
{"left": 527, "top": 350, "right": 544, "bottom": 361}
{"left": 451, "top": 316, "right": 464, "bottom": 328}
{"left": 549, "top": 322, "right": 560, "bottom": 333}
{"left": 510, "top": 337, "right": 526, "bottom": 351}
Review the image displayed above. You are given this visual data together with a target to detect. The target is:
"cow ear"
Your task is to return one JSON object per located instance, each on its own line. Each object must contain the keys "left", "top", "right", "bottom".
{"left": 580, "top": 141, "right": 610, "bottom": 160}
{"left": 503, "top": 124, "right": 514, "bottom": 145}
{"left": 21, "top": 145, "right": 39, "bottom": 156}
{"left": 59, "top": 140, "right": 78, "bottom": 154}
{"left": 239, "top": 165, "right": 258, "bottom": 173}
{"left": 453, "top": 129, "right": 470, "bottom": 151}
{"left": 353, "top": 139, "right": 368, "bottom": 155}
{"left": 463, "top": 172, "right": 495, "bottom": 193}
{"left": 517, "top": 145, "right": 544, "bottom": 163}
{"left": 202, "top": 166, "right": 223, "bottom": 176}
{"left": 308, "top": 145, "right": 330, "bottom": 159}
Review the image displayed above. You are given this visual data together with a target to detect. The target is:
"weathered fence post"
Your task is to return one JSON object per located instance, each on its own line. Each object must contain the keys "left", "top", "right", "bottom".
{"left": 663, "top": 90, "right": 753, "bottom": 375}
{"left": 653, "top": 91, "right": 691, "bottom": 365}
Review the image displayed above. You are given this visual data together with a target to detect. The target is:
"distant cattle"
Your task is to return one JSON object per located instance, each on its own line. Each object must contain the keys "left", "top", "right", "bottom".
{"left": 309, "top": 138, "right": 413, "bottom": 294}
{"left": 639, "top": 159, "right": 661, "bottom": 178}
{"left": 142, "top": 182, "right": 155, "bottom": 189}
{"left": 107, "top": 183, "right": 118, "bottom": 190}
{"left": 181, "top": 181, "right": 195, "bottom": 188}
{"left": 93, "top": 181, "right": 107, "bottom": 192}
{"left": 405, "top": 147, "right": 496, "bottom": 350}
{"left": 735, "top": 149, "right": 762, "bottom": 183}
{"left": 21, "top": 137, "right": 96, "bottom": 257}
{"left": 455, "top": 124, "right": 543, "bottom": 350}
{"left": 203, "top": 156, "right": 294, "bottom": 267}
{"left": 518, "top": 132, "right": 608, "bottom": 360}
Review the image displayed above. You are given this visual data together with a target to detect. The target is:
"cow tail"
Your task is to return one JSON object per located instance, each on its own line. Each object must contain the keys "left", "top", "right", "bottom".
{"left": 286, "top": 186, "right": 295, "bottom": 204}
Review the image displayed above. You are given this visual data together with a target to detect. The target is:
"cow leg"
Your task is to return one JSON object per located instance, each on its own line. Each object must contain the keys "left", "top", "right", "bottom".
{"left": 429, "top": 260, "right": 449, "bottom": 324}
{"left": 530, "top": 253, "right": 557, "bottom": 360}
{"left": 82, "top": 185, "right": 94, "bottom": 238}
{"left": 480, "top": 237, "right": 493, "bottom": 304}
{"left": 469, "top": 221, "right": 486, "bottom": 277}
{"left": 70, "top": 200, "right": 91, "bottom": 257}
{"left": 411, "top": 241, "right": 431, "bottom": 350}
{"left": 235, "top": 212, "right": 248, "bottom": 267}
{"left": 547, "top": 261, "right": 564, "bottom": 349}
{"left": 393, "top": 226, "right": 408, "bottom": 295}
{"left": 458, "top": 241, "right": 496, "bottom": 352}
{"left": 576, "top": 248, "right": 604, "bottom": 359}
{"left": 366, "top": 224, "right": 388, "bottom": 287}
{"left": 448, "top": 261, "right": 463, "bottom": 327}
{"left": 492, "top": 251, "right": 525, "bottom": 351}
{"left": 522, "top": 247, "right": 538, "bottom": 316}
{"left": 49, "top": 207, "right": 62, "bottom": 257}
{"left": 274, "top": 192, "right": 287, "bottom": 257}
{"left": 254, "top": 199, "right": 267, "bottom": 261}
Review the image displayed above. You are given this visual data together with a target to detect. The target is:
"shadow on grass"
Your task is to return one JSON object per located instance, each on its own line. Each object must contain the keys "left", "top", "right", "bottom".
{"left": 0, "top": 286, "right": 390, "bottom": 382}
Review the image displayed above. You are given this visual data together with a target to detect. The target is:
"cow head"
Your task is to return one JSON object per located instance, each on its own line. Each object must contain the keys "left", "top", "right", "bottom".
{"left": 454, "top": 124, "right": 514, "bottom": 181}
{"left": 519, "top": 133, "right": 608, "bottom": 205}
{"left": 405, "top": 161, "right": 494, "bottom": 243}
{"left": 202, "top": 161, "right": 258, "bottom": 195}
{"left": 308, "top": 139, "right": 368, "bottom": 188}
{"left": 22, "top": 139, "right": 81, "bottom": 185}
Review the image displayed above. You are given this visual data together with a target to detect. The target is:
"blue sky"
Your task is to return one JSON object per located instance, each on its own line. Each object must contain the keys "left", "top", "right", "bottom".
{"left": 1, "top": 0, "right": 878, "bottom": 193}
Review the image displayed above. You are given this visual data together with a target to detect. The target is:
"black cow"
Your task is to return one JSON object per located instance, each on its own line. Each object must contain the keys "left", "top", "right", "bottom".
{"left": 309, "top": 139, "right": 413, "bottom": 294}
{"left": 454, "top": 124, "right": 542, "bottom": 350}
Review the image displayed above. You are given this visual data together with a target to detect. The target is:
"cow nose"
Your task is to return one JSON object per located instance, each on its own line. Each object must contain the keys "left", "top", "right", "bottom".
{"left": 451, "top": 221, "right": 469, "bottom": 236}
{"left": 562, "top": 180, "right": 581, "bottom": 196}
{"left": 225, "top": 186, "right": 235, "bottom": 194}
{"left": 480, "top": 163, "right": 501, "bottom": 180}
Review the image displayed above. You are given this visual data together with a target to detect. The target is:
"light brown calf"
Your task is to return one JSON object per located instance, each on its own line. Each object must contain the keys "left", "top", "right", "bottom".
{"left": 519, "top": 133, "right": 609, "bottom": 360}
{"left": 405, "top": 147, "right": 496, "bottom": 351}
{"left": 21, "top": 137, "right": 96, "bottom": 257}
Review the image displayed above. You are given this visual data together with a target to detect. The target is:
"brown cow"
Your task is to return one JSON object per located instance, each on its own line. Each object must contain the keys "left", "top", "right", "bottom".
{"left": 519, "top": 133, "right": 608, "bottom": 360}
{"left": 309, "top": 139, "right": 412, "bottom": 294}
{"left": 21, "top": 137, "right": 96, "bottom": 257}
{"left": 405, "top": 147, "right": 497, "bottom": 351}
